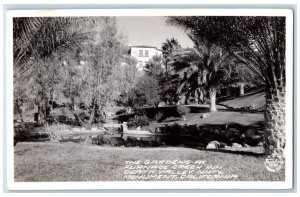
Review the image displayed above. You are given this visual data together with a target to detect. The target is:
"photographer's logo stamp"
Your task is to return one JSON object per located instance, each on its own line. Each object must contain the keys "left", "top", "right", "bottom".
{"left": 264, "top": 154, "right": 284, "bottom": 172}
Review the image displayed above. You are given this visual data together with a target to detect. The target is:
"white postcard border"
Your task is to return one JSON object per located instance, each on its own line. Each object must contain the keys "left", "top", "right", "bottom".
{"left": 5, "top": 8, "right": 294, "bottom": 190}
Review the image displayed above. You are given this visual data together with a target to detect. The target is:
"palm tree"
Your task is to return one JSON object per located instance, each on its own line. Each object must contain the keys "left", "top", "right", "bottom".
{"left": 169, "top": 45, "right": 229, "bottom": 112}
{"left": 144, "top": 55, "right": 164, "bottom": 78}
{"left": 161, "top": 38, "right": 182, "bottom": 74}
{"left": 167, "top": 16, "right": 286, "bottom": 157}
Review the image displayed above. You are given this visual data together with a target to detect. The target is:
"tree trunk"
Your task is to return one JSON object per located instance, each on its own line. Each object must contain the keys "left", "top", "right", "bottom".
{"left": 71, "top": 110, "right": 86, "bottom": 127}
{"left": 86, "top": 107, "right": 96, "bottom": 130}
{"left": 15, "top": 100, "right": 24, "bottom": 123}
{"left": 209, "top": 88, "right": 217, "bottom": 112}
{"left": 37, "top": 102, "right": 44, "bottom": 124}
{"left": 264, "top": 86, "right": 285, "bottom": 158}
{"left": 239, "top": 82, "right": 245, "bottom": 95}
{"left": 184, "top": 94, "right": 189, "bottom": 105}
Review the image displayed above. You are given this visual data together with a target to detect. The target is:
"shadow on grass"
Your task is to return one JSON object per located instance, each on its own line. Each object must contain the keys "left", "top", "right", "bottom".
{"left": 195, "top": 147, "right": 266, "bottom": 157}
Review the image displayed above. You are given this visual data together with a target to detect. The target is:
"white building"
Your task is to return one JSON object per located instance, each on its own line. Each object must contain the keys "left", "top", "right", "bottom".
{"left": 129, "top": 45, "right": 163, "bottom": 72}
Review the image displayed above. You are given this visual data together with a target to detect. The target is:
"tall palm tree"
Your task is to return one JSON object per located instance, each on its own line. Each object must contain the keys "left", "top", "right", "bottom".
{"left": 169, "top": 45, "right": 229, "bottom": 112}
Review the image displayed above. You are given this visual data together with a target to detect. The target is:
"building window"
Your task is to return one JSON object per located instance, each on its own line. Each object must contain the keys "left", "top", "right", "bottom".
{"left": 145, "top": 50, "right": 149, "bottom": 57}
{"left": 139, "top": 50, "right": 143, "bottom": 57}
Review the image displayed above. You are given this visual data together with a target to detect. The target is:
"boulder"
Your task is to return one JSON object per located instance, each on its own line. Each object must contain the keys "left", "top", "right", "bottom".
{"left": 232, "top": 143, "right": 243, "bottom": 148}
{"left": 158, "top": 101, "right": 167, "bottom": 107}
{"left": 206, "top": 141, "right": 220, "bottom": 149}
{"left": 257, "top": 142, "right": 264, "bottom": 147}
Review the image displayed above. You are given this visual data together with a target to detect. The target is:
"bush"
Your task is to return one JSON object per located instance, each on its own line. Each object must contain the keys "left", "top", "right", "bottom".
{"left": 127, "top": 115, "right": 150, "bottom": 128}
{"left": 176, "top": 105, "right": 188, "bottom": 119}
{"left": 154, "top": 111, "right": 164, "bottom": 122}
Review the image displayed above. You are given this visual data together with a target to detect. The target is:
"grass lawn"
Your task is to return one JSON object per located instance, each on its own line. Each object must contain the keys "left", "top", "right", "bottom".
{"left": 14, "top": 142, "right": 284, "bottom": 182}
{"left": 152, "top": 106, "right": 264, "bottom": 127}
{"left": 220, "top": 90, "right": 265, "bottom": 109}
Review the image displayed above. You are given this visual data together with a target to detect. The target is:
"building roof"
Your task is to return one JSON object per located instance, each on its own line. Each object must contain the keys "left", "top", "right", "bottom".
{"left": 130, "top": 45, "right": 162, "bottom": 51}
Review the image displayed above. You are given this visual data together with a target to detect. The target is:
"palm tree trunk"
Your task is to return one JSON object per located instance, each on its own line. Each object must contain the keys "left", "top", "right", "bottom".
{"left": 209, "top": 88, "right": 217, "bottom": 112}
{"left": 264, "top": 85, "right": 285, "bottom": 158}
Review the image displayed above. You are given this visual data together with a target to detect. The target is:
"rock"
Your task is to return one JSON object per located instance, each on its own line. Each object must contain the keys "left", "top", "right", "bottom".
{"left": 91, "top": 127, "right": 98, "bottom": 131}
{"left": 252, "top": 135, "right": 261, "bottom": 140}
{"left": 243, "top": 143, "right": 251, "bottom": 147}
{"left": 72, "top": 128, "right": 81, "bottom": 132}
{"left": 206, "top": 141, "right": 220, "bottom": 149}
{"left": 81, "top": 127, "right": 86, "bottom": 132}
{"left": 257, "top": 142, "right": 264, "bottom": 147}
{"left": 158, "top": 101, "right": 167, "bottom": 107}
{"left": 232, "top": 143, "right": 243, "bottom": 148}
{"left": 136, "top": 126, "right": 141, "bottom": 131}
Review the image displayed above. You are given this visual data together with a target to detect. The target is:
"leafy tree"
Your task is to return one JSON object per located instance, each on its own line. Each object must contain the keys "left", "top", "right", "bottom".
{"left": 127, "top": 75, "right": 161, "bottom": 110}
{"left": 167, "top": 16, "right": 286, "bottom": 157}
{"left": 111, "top": 56, "right": 139, "bottom": 113}
{"left": 60, "top": 17, "right": 126, "bottom": 129}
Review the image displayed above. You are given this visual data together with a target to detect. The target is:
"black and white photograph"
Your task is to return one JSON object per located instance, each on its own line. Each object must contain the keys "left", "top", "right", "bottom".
{"left": 6, "top": 8, "right": 294, "bottom": 190}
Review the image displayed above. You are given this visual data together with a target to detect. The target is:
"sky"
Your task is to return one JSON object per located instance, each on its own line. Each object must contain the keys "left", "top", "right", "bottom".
{"left": 116, "top": 16, "right": 194, "bottom": 49}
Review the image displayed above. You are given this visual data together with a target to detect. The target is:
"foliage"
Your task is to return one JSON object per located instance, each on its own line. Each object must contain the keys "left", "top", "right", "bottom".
{"left": 126, "top": 75, "right": 161, "bottom": 110}
{"left": 111, "top": 56, "right": 139, "bottom": 110}
{"left": 13, "top": 17, "right": 130, "bottom": 128}
{"left": 127, "top": 115, "right": 150, "bottom": 128}
{"left": 176, "top": 105, "right": 189, "bottom": 117}
{"left": 166, "top": 16, "right": 285, "bottom": 91}
{"left": 161, "top": 38, "right": 182, "bottom": 73}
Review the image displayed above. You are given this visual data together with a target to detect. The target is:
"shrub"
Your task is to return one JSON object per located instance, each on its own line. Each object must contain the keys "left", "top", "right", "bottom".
{"left": 176, "top": 105, "right": 188, "bottom": 118}
{"left": 154, "top": 111, "right": 164, "bottom": 122}
{"left": 127, "top": 115, "right": 150, "bottom": 128}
